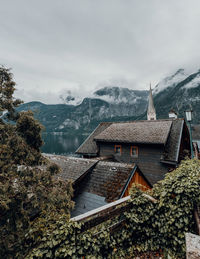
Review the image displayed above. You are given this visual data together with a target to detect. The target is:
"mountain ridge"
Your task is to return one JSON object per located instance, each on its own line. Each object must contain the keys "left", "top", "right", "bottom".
{"left": 17, "top": 68, "right": 200, "bottom": 135}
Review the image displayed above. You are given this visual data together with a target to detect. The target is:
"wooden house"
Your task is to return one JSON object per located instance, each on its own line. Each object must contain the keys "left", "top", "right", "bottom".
{"left": 45, "top": 155, "right": 151, "bottom": 216}
{"left": 76, "top": 86, "right": 191, "bottom": 186}
{"left": 46, "top": 88, "right": 191, "bottom": 216}
{"left": 76, "top": 118, "right": 191, "bottom": 186}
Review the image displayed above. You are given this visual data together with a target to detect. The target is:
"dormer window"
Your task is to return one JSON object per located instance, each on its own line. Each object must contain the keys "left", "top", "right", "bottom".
{"left": 115, "top": 145, "right": 122, "bottom": 155}
{"left": 131, "top": 146, "right": 138, "bottom": 158}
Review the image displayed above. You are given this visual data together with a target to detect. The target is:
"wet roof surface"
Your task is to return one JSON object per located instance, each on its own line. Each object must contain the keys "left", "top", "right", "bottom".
{"left": 192, "top": 125, "right": 200, "bottom": 140}
{"left": 78, "top": 161, "right": 135, "bottom": 203}
{"left": 76, "top": 122, "right": 113, "bottom": 154}
{"left": 45, "top": 154, "right": 98, "bottom": 183}
{"left": 71, "top": 192, "right": 107, "bottom": 217}
{"left": 163, "top": 119, "right": 184, "bottom": 162}
{"left": 94, "top": 120, "right": 172, "bottom": 144}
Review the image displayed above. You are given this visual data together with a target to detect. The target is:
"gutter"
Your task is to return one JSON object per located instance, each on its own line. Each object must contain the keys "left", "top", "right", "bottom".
{"left": 94, "top": 139, "right": 165, "bottom": 145}
{"left": 119, "top": 165, "right": 137, "bottom": 199}
{"left": 160, "top": 160, "right": 177, "bottom": 166}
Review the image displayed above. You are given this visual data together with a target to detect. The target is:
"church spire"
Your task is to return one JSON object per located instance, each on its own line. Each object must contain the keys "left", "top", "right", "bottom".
{"left": 147, "top": 83, "right": 156, "bottom": 120}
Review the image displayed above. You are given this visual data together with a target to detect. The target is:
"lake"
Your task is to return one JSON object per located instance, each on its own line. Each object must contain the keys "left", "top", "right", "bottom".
{"left": 41, "top": 132, "right": 88, "bottom": 155}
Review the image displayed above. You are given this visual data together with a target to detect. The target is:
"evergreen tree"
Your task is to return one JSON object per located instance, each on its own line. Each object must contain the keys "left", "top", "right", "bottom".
{"left": 0, "top": 66, "right": 73, "bottom": 258}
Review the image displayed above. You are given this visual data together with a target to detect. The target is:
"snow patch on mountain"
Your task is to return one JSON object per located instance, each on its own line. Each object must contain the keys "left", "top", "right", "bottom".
{"left": 59, "top": 90, "right": 86, "bottom": 106}
{"left": 153, "top": 69, "right": 188, "bottom": 94}
{"left": 59, "top": 86, "right": 146, "bottom": 106}
{"left": 93, "top": 86, "right": 143, "bottom": 104}
{"left": 183, "top": 72, "right": 200, "bottom": 89}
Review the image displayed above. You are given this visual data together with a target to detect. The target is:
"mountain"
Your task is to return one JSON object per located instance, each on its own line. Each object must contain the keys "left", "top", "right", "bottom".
{"left": 17, "top": 68, "right": 200, "bottom": 135}
{"left": 59, "top": 86, "right": 148, "bottom": 106}
{"left": 153, "top": 69, "right": 200, "bottom": 123}
{"left": 18, "top": 87, "right": 148, "bottom": 134}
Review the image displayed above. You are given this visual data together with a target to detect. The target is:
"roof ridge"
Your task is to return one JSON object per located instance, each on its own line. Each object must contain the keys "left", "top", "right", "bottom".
{"left": 99, "top": 118, "right": 185, "bottom": 124}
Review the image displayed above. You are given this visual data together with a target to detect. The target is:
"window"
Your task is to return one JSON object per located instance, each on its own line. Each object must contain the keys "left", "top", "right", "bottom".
{"left": 131, "top": 146, "right": 138, "bottom": 158}
{"left": 114, "top": 145, "right": 122, "bottom": 155}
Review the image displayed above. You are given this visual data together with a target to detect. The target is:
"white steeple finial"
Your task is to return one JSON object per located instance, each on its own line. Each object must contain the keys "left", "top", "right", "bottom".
{"left": 147, "top": 83, "right": 156, "bottom": 120}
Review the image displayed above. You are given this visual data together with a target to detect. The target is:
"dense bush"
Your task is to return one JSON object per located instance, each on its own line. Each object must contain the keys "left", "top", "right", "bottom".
{"left": 125, "top": 159, "right": 200, "bottom": 258}
{"left": 26, "top": 159, "right": 200, "bottom": 258}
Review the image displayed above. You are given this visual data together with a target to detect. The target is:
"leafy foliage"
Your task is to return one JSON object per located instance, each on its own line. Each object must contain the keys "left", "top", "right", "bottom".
{"left": 0, "top": 66, "right": 73, "bottom": 258}
{"left": 16, "top": 111, "right": 44, "bottom": 151}
{"left": 26, "top": 159, "right": 200, "bottom": 258}
{"left": 0, "top": 66, "right": 22, "bottom": 120}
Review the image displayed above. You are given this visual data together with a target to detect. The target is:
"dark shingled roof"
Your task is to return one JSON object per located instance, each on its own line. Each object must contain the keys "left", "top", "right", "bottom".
{"left": 45, "top": 154, "right": 98, "bottom": 184}
{"left": 163, "top": 119, "right": 184, "bottom": 163}
{"left": 76, "top": 122, "right": 113, "bottom": 155}
{"left": 72, "top": 161, "right": 137, "bottom": 218}
{"left": 192, "top": 125, "right": 200, "bottom": 140}
{"left": 71, "top": 192, "right": 107, "bottom": 217}
{"left": 94, "top": 120, "right": 172, "bottom": 144}
{"left": 79, "top": 161, "right": 136, "bottom": 203}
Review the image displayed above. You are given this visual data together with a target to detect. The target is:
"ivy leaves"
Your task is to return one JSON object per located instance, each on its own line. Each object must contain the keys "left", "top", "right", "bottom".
{"left": 27, "top": 159, "right": 200, "bottom": 258}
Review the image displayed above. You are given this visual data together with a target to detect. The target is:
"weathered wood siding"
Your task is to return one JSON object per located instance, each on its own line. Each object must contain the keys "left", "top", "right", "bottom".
{"left": 98, "top": 142, "right": 171, "bottom": 185}
{"left": 123, "top": 170, "right": 151, "bottom": 197}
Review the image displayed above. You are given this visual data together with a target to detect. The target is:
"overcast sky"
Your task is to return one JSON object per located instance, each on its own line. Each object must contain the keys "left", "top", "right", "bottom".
{"left": 1, "top": 0, "right": 200, "bottom": 104}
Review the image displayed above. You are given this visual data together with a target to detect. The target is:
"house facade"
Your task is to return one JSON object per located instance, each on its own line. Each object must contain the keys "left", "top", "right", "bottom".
{"left": 76, "top": 119, "right": 191, "bottom": 186}
{"left": 76, "top": 88, "right": 191, "bottom": 186}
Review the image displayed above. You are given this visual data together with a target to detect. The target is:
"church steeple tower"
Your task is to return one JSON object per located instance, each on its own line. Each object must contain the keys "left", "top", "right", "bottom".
{"left": 147, "top": 84, "right": 156, "bottom": 120}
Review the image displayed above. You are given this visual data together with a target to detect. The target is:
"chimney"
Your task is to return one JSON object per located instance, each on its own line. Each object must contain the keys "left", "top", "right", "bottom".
{"left": 169, "top": 109, "right": 177, "bottom": 119}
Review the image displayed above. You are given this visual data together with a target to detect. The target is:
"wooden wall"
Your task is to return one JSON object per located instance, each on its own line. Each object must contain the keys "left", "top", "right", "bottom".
{"left": 98, "top": 142, "right": 171, "bottom": 185}
{"left": 123, "top": 170, "right": 151, "bottom": 197}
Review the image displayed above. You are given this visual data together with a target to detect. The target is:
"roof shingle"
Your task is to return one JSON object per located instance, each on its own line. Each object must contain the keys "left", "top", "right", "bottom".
{"left": 192, "top": 125, "right": 200, "bottom": 140}
{"left": 94, "top": 120, "right": 172, "bottom": 145}
{"left": 76, "top": 122, "right": 113, "bottom": 155}
{"left": 45, "top": 154, "right": 98, "bottom": 183}
{"left": 79, "top": 161, "right": 135, "bottom": 202}
{"left": 163, "top": 119, "right": 184, "bottom": 163}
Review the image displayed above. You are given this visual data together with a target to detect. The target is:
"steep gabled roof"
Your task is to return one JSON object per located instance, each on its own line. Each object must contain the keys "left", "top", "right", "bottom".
{"left": 76, "top": 122, "right": 113, "bottom": 155}
{"left": 45, "top": 154, "right": 98, "bottom": 184}
{"left": 192, "top": 125, "right": 200, "bottom": 140}
{"left": 162, "top": 119, "right": 184, "bottom": 163}
{"left": 94, "top": 120, "right": 172, "bottom": 145}
{"left": 71, "top": 161, "right": 137, "bottom": 216}
{"left": 76, "top": 119, "right": 186, "bottom": 163}
{"left": 81, "top": 161, "right": 135, "bottom": 202}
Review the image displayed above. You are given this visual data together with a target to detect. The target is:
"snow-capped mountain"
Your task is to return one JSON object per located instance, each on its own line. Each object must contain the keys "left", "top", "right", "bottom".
{"left": 60, "top": 86, "right": 148, "bottom": 106}
{"left": 153, "top": 69, "right": 188, "bottom": 94}
{"left": 17, "top": 68, "right": 200, "bottom": 135}
{"left": 93, "top": 87, "right": 146, "bottom": 104}
{"left": 18, "top": 87, "right": 148, "bottom": 133}
{"left": 59, "top": 90, "right": 84, "bottom": 106}
{"left": 153, "top": 69, "right": 200, "bottom": 121}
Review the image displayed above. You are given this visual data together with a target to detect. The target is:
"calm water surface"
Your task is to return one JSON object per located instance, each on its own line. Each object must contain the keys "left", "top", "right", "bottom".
{"left": 41, "top": 132, "right": 88, "bottom": 155}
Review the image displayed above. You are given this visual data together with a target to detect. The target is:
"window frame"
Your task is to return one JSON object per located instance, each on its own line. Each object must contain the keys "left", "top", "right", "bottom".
{"left": 114, "top": 144, "right": 122, "bottom": 155}
{"left": 130, "top": 146, "right": 138, "bottom": 158}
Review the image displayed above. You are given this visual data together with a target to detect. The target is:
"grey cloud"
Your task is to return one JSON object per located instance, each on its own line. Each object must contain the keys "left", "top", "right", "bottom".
{"left": 0, "top": 0, "right": 200, "bottom": 103}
